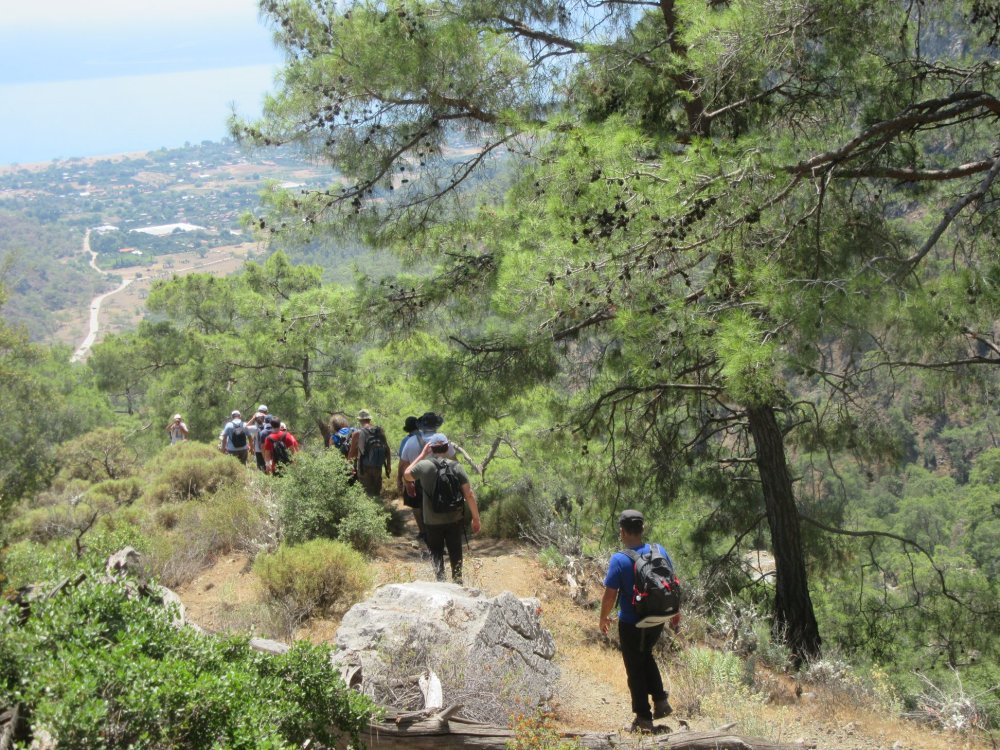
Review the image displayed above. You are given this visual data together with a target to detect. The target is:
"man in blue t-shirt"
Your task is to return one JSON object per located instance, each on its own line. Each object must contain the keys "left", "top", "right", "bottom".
{"left": 599, "top": 509, "right": 675, "bottom": 733}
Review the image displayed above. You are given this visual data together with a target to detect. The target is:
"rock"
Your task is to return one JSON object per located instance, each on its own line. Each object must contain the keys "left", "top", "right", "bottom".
{"left": 332, "top": 582, "right": 559, "bottom": 720}
{"left": 251, "top": 637, "right": 291, "bottom": 655}
{"left": 105, "top": 547, "right": 146, "bottom": 581}
{"left": 152, "top": 584, "right": 187, "bottom": 627}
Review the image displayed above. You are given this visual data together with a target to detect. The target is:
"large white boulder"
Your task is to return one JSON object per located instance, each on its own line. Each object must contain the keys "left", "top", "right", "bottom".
{"left": 332, "top": 582, "right": 559, "bottom": 722}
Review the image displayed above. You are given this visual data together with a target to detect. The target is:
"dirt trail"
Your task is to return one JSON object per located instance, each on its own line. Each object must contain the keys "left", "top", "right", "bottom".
{"left": 176, "top": 499, "right": 987, "bottom": 750}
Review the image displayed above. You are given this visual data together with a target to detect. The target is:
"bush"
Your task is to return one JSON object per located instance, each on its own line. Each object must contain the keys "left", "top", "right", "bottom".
{"left": 253, "top": 539, "right": 371, "bottom": 633}
{"left": 146, "top": 486, "right": 272, "bottom": 588}
{"left": 479, "top": 479, "right": 538, "bottom": 539}
{"left": 0, "top": 576, "right": 374, "bottom": 748}
{"left": 56, "top": 427, "right": 139, "bottom": 482}
{"left": 0, "top": 525, "right": 149, "bottom": 591}
{"left": 86, "top": 477, "right": 143, "bottom": 507}
{"left": 276, "top": 451, "right": 389, "bottom": 553}
{"left": 142, "top": 441, "right": 244, "bottom": 506}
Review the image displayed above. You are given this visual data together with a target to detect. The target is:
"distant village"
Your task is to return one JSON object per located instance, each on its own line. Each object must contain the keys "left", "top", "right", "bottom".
{"left": 0, "top": 140, "right": 330, "bottom": 269}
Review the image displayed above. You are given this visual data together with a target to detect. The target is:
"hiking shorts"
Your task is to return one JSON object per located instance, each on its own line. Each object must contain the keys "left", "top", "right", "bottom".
{"left": 402, "top": 481, "right": 422, "bottom": 509}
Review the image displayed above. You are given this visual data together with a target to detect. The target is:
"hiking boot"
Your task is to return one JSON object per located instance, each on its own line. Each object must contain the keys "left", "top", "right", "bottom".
{"left": 653, "top": 696, "right": 673, "bottom": 719}
{"left": 626, "top": 718, "right": 655, "bottom": 733}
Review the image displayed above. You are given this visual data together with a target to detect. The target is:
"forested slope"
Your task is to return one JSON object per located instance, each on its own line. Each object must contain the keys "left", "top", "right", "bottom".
{"left": 0, "top": 0, "right": 998, "bottom": 745}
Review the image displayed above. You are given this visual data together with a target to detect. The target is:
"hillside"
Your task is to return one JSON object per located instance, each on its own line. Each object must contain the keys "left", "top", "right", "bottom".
{"left": 0, "top": 140, "right": 388, "bottom": 342}
{"left": 174, "top": 496, "right": 992, "bottom": 750}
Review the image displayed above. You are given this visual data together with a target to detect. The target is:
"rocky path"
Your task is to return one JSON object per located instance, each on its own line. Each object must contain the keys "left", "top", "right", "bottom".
{"left": 176, "top": 499, "right": 987, "bottom": 750}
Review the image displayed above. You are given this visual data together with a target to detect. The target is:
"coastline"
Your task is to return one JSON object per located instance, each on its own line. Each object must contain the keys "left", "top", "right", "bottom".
{"left": 0, "top": 150, "right": 151, "bottom": 176}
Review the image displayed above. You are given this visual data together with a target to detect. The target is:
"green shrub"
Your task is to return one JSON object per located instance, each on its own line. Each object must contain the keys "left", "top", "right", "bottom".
{"left": 56, "top": 426, "right": 139, "bottom": 482}
{"left": 86, "top": 477, "right": 143, "bottom": 506}
{"left": 142, "top": 441, "right": 243, "bottom": 505}
{"left": 538, "top": 544, "right": 567, "bottom": 573}
{"left": 254, "top": 539, "right": 370, "bottom": 630}
{"left": 479, "top": 482, "right": 535, "bottom": 539}
{"left": 0, "top": 576, "right": 374, "bottom": 748}
{"left": 276, "top": 451, "right": 389, "bottom": 552}
{"left": 1, "top": 525, "right": 150, "bottom": 591}
{"left": 146, "top": 487, "right": 271, "bottom": 588}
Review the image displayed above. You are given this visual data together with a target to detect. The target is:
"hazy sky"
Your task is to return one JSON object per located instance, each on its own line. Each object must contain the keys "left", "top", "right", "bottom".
{"left": 1, "top": 0, "right": 281, "bottom": 84}
{"left": 0, "top": 0, "right": 285, "bottom": 163}
{"left": 5, "top": 0, "right": 263, "bottom": 28}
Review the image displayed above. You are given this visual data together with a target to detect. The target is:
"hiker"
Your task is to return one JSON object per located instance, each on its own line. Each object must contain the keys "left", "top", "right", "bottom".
{"left": 403, "top": 433, "right": 481, "bottom": 583}
{"left": 347, "top": 409, "right": 391, "bottom": 496}
{"left": 399, "top": 412, "right": 456, "bottom": 541}
{"left": 329, "top": 411, "right": 356, "bottom": 460}
{"left": 263, "top": 417, "right": 299, "bottom": 474}
{"left": 166, "top": 414, "right": 188, "bottom": 444}
{"left": 219, "top": 410, "right": 250, "bottom": 465}
{"left": 599, "top": 509, "right": 675, "bottom": 733}
{"left": 247, "top": 410, "right": 268, "bottom": 472}
{"left": 395, "top": 415, "right": 425, "bottom": 534}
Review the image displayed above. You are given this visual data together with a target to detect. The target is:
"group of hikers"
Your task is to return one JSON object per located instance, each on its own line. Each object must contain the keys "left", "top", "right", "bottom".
{"left": 167, "top": 407, "right": 483, "bottom": 587}
{"left": 167, "top": 407, "right": 677, "bottom": 734}
{"left": 167, "top": 406, "right": 300, "bottom": 473}
{"left": 329, "top": 409, "right": 483, "bottom": 585}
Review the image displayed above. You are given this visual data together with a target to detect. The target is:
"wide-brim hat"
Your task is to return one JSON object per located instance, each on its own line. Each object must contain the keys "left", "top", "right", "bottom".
{"left": 417, "top": 411, "right": 444, "bottom": 429}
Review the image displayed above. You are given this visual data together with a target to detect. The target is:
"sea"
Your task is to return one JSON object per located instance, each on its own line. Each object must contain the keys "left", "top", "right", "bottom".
{"left": 0, "top": 64, "right": 279, "bottom": 167}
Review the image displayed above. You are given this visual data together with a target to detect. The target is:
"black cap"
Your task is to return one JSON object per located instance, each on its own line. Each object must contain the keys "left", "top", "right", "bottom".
{"left": 403, "top": 415, "right": 419, "bottom": 432}
{"left": 417, "top": 411, "right": 444, "bottom": 429}
{"left": 619, "top": 509, "right": 644, "bottom": 526}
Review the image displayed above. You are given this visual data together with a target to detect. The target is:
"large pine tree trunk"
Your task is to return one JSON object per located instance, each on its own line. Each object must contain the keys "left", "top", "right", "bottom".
{"left": 746, "top": 404, "right": 821, "bottom": 661}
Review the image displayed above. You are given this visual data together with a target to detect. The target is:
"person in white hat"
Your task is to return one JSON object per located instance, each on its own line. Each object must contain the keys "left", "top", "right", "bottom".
{"left": 219, "top": 410, "right": 250, "bottom": 464}
{"left": 165, "top": 413, "right": 188, "bottom": 444}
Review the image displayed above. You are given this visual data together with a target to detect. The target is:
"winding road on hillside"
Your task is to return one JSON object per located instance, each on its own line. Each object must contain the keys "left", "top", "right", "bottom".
{"left": 70, "top": 230, "right": 133, "bottom": 362}
{"left": 71, "top": 229, "right": 239, "bottom": 362}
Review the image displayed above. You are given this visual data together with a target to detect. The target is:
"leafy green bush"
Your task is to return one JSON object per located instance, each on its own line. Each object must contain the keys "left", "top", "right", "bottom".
{"left": 276, "top": 451, "right": 389, "bottom": 553}
{"left": 142, "top": 441, "right": 243, "bottom": 505}
{"left": 479, "top": 480, "right": 536, "bottom": 539}
{"left": 253, "top": 539, "right": 371, "bottom": 630}
{"left": 86, "top": 476, "right": 143, "bottom": 506}
{"left": 0, "top": 576, "right": 374, "bottom": 748}
{"left": 56, "top": 426, "right": 139, "bottom": 482}
{"left": 0, "top": 525, "right": 151, "bottom": 591}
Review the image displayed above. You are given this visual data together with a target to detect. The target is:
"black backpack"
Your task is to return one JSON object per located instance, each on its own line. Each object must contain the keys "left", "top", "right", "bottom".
{"left": 359, "top": 425, "right": 388, "bottom": 467}
{"left": 430, "top": 457, "right": 464, "bottom": 513}
{"left": 624, "top": 547, "right": 682, "bottom": 626}
{"left": 270, "top": 431, "right": 292, "bottom": 466}
{"left": 230, "top": 420, "right": 248, "bottom": 450}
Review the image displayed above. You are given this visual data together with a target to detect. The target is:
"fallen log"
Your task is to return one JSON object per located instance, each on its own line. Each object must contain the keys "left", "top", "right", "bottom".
{"left": 364, "top": 708, "right": 814, "bottom": 750}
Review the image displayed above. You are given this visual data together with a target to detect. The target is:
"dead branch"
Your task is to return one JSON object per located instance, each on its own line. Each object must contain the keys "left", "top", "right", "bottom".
{"left": 364, "top": 708, "right": 815, "bottom": 749}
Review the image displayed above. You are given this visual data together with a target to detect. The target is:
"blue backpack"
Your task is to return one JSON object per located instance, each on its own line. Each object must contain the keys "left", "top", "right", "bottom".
{"left": 332, "top": 426, "right": 355, "bottom": 455}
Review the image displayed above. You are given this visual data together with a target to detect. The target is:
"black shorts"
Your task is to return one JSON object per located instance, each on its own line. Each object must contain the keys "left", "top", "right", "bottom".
{"left": 402, "top": 482, "right": 422, "bottom": 509}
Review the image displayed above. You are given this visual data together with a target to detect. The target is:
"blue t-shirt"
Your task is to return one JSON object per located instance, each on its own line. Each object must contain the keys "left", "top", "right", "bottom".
{"left": 603, "top": 543, "right": 674, "bottom": 624}
{"left": 399, "top": 432, "right": 415, "bottom": 457}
